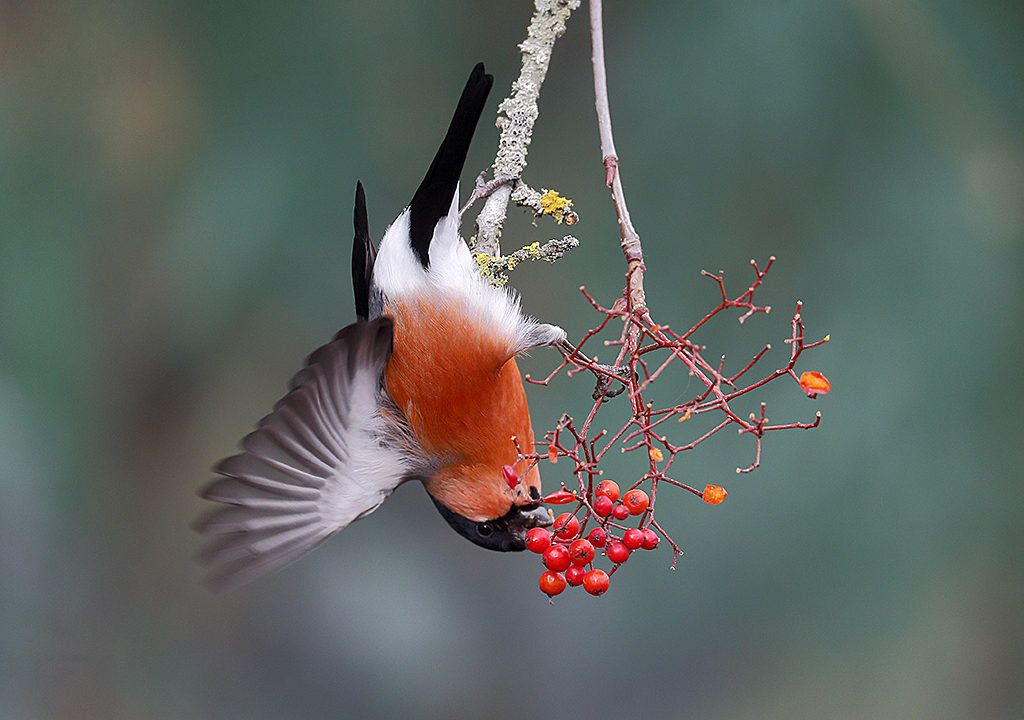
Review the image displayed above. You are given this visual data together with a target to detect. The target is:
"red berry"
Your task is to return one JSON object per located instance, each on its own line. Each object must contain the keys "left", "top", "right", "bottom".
{"left": 543, "top": 544, "right": 571, "bottom": 572}
{"left": 568, "top": 539, "right": 595, "bottom": 565}
{"left": 595, "top": 479, "right": 620, "bottom": 503}
{"left": 543, "top": 489, "right": 577, "bottom": 504}
{"left": 611, "top": 503, "right": 630, "bottom": 520}
{"left": 622, "top": 489, "right": 650, "bottom": 516}
{"left": 539, "top": 571, "right": 566, "bottom": 597}
{"left": 565, "top": 565, "right": 586, "bottom": 587}
{"left": 583, "top": 569, "right": 610, "bottom": 596}
{"left": 622, "top": 528, "right": 644, "bottom": 550}
{"left": 587, "top": 527, "right": 607, "bottom": 548}
{"left": 553, "top": 513, "right": 580, "bottom": 540}
{"left": 641, "top": 528, "right": 660, "bottom": 550}
{"left": 593, "top": 495, "right": 614, "bottom": 517}
{"left": 502, "top": 464, "right": 519, "bottom": 488}
{"left": 525, "top": 528, "right": 552, "bottom": 553}
{"left": 606, "top": 540, "right": 630, "bottom": 564}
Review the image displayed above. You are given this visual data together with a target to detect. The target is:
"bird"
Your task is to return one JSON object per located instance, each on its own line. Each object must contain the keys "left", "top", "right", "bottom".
{"left": 194, "top": 63, "right": 565, "bottom": 590}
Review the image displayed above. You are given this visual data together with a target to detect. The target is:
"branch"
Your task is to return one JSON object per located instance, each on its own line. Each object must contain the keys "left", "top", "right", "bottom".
{"left": 473, "top": 0, "right": 581, "bottom": 258}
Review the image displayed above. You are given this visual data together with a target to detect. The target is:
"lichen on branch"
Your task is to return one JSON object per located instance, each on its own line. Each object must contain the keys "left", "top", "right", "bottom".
{"left": 472, "top": 0, "right": 581, "bottom": 259}
{"left": 475, "top": 235, "right": 580, "bottom": 287}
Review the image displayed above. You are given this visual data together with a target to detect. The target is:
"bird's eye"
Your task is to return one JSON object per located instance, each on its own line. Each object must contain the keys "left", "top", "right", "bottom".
{"left": 477, "top": 522, "right": 494, "bottom": 537}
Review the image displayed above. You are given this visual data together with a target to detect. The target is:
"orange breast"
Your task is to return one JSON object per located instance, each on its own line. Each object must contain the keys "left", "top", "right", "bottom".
{"left": 383, "top": 293, "right": 540, "bottom": 519}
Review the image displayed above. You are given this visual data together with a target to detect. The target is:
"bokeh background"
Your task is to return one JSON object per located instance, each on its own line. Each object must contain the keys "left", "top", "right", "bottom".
{"left": 2, "top": 1, "right": 1022, "bottom": 718}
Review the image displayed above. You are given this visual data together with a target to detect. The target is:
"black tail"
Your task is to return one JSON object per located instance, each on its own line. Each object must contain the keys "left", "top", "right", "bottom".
{"left": 352, "top": 181, "right": 376, "bottom": 319}
{"left": 408, "top": 62, "right": 493, "bottom": 268}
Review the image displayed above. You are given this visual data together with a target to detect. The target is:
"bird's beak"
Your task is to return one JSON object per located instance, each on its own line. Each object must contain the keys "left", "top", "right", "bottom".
{"left": 508, "top": 503, "right": 553, "bottom": 541}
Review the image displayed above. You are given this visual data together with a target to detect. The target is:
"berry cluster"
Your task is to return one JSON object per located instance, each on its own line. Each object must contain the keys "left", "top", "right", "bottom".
{"left": 517, "top": 259, "right": 829, "bottom": 600}
{"left": 529, "top": 480, "right": 665, "bottom": 598}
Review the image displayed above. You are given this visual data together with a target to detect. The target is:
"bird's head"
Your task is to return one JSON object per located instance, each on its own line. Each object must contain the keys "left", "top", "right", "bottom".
{"left": 424, "top": 459, "right": 552, "bottom": 552}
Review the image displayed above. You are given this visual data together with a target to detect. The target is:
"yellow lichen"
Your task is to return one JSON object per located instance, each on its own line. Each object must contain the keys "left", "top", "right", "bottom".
{"left": 474, "top": 253, "right": 493, "bottom": 273}
{"left": 474, "top": 253, "right": 508, "bottom": 287}
{"left": 539, "top": 189, "right": 574, "bottom": 224}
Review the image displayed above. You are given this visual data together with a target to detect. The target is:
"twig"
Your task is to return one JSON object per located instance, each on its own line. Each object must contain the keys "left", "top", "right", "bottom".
{"left": 590, "top": 0, "right": 645, "bottom": 314}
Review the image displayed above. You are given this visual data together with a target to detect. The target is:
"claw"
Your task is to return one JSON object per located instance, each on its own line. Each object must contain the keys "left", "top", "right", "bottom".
{"left": 591, "top": 363, "right": 632, "bottom": 401}
{"left": 459, "top": 173, "right": 518, "bottom": 219}
{"left": 559, "top": 340, "right": 632, "bottom": 402}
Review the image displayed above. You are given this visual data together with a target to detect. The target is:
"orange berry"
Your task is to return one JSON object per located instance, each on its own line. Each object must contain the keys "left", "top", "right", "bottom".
{"left": 539, "top": 571, "right": 566, "bottom": 597}
{"left": 583, "top": 569, "right": 610, "bottom": 596}
{"left": 622, "top": 489, "right": 650, "bottom": 515}
{"left": 595, "top": 480, "right": 620, "bottom": 502}
{"left": 648, "top": 447, "right": 664, "bottom": 462}
{"left": 702, "top": 485, "right": 728, "bottom": 505}
{"left": 547, "top": 445, "right": 559, "bottom": 463}
{"left": 798, "top": 371, "right": 831, "bottom": 397}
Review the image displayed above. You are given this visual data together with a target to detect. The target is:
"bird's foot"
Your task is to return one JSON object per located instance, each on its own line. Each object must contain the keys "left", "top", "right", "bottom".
{"left": 459, "top": 173, "right": 518, "bottom": 219}
{"left": 590, "top": 363, "right": 632, "bottom": 402}
{"left": 558, "top": 340, "right": 632, "bottom": 402}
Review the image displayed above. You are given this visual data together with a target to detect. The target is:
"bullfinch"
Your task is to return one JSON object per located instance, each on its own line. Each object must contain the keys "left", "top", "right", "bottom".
{"left": 195, "top": 63, "right": 564, "bottom": 590}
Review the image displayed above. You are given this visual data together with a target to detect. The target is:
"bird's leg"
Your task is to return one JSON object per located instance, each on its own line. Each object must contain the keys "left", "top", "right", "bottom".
{"left": 459, "top": 172, "right": 518, "bottom": 220}
{"left": 557, "top": 340, "right": 632, "bottom": 402}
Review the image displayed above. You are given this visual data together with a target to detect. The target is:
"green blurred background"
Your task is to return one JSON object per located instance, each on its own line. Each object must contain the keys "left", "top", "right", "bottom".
{"left": 2, "top": 1, "right": 1022, "bottom": 718}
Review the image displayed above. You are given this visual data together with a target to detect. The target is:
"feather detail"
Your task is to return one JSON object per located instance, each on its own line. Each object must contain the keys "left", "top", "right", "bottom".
{"left": 383, "top": 297, "right": 541, "bottom": 520}
{"left": 195, "top": 318, "right": 424, "bottom": 590}
{"left": 408, "top": 62, "right": 493, "bottom": 268}
{"left": 352, "top": 181, "right": 376, "bottom": 319}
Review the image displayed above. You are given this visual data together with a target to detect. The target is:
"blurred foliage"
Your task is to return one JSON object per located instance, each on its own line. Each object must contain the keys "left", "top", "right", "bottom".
{"left": 1, "top": 1, "right": 1022, "bottom": 718}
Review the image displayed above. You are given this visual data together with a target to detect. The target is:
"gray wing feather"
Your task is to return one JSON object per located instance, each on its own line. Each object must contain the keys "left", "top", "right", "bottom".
{"left": 195, "top": 317, "right": 414, "bottom": 591}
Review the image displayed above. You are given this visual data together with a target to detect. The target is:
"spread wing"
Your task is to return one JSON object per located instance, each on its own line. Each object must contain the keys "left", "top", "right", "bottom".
{"left": 194, "top": 317, "right": 417, "bottom": 590}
